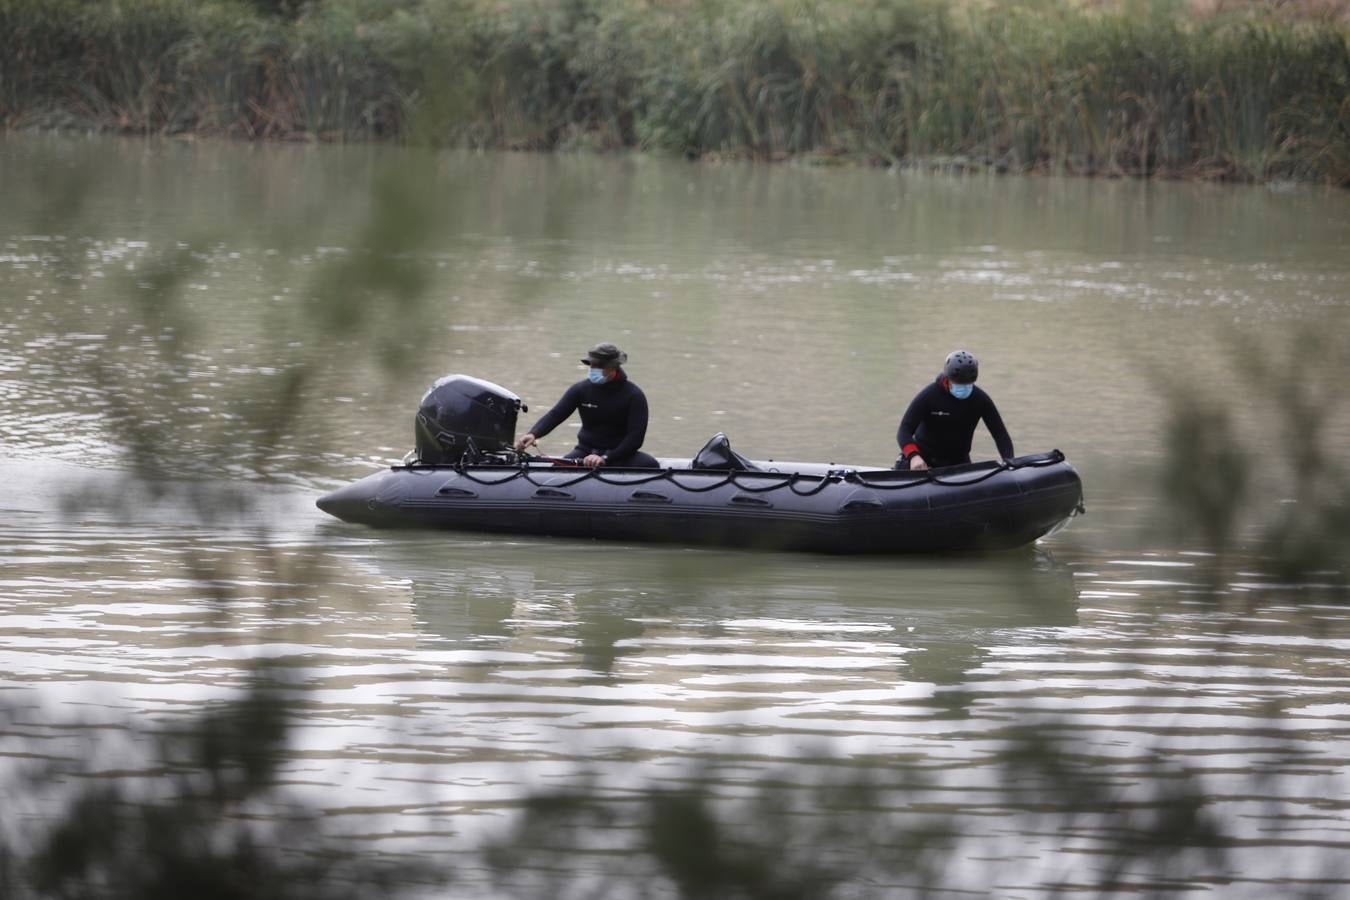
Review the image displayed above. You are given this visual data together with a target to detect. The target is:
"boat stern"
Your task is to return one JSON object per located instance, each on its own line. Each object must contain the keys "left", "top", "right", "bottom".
{"left": 316, "top": 469, "right": 406, "bottom": 525}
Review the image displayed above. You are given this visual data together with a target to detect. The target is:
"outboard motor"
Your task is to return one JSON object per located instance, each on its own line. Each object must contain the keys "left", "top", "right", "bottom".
{"left": 413, "top": 375, "right": 526, "bottom": 465}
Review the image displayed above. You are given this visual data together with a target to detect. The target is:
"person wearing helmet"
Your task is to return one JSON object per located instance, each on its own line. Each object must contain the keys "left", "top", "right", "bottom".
{"left": 514, "top": 342, "right": 659, "bottom": 468}
{"left": 895, "top": 350, "right": 1014, "bottom": 471}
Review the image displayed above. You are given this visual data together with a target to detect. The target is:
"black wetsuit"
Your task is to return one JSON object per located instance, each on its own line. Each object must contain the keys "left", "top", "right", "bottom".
{"left": 896, "top": 374, "right": 1014, "bottom": 469}
{"left": 528, "top": 371, "right": 658, "bottom": 468}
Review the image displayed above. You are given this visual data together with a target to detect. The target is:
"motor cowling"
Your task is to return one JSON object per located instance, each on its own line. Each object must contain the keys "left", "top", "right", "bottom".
{"left": 413, "top": 375, "right": 526, "bottom": 465}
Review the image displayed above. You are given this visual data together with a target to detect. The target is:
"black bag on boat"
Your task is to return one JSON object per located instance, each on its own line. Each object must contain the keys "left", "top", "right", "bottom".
{"left": 691, "top": 433, "right": 757, "bottom": 471}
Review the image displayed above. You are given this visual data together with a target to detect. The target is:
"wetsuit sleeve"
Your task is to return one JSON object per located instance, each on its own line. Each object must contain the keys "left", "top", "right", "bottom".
{"left": 528, "top": 383, "right": 582, "bottom": 439}
{"left": 607, "top": 388, "right": 649, "bottom": 460}
{"left": 983, "top": 397, "right": 1015, "bottom": 459}
{"left": 896, "top": 392, "right": 926, "bottom": 459}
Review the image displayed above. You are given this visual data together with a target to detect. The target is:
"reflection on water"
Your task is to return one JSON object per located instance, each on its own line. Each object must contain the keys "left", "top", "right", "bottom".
{"left": 5, "top": 475, "right": 1349, "bottom": 892}
{"left": 5, "top": 459, "right": 1349, "bottom": 893}
{"left": 389, "top": 535, "right": 1077, "bottom": 692}
{"left": 3, "top": 135, "right": 1350, "bottom": 895}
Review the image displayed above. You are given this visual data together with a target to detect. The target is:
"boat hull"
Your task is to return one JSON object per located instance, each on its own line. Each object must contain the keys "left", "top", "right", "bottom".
{"left": 317, "top": 450, "right": 1084, "bottom": 554}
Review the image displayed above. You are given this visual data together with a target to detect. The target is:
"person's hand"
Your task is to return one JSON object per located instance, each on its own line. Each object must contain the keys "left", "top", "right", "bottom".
{"left": 514, "top": 433, "right": 537, "bottom": 452}
{"left": 583, "top": 453, "right": 606, "bottom": 468}
{"left": 909, "top": 454, "right": 928, "bottom": 471}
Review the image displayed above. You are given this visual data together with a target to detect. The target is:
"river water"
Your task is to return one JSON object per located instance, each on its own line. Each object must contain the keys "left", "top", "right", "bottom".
{"left": 2, "top": 134, "right": 1349, "bottom": 897}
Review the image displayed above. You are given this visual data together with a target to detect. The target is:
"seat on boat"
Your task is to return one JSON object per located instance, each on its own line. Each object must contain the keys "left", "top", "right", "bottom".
{"left": 691, "top": 432, "right": 758, "bottom": 471}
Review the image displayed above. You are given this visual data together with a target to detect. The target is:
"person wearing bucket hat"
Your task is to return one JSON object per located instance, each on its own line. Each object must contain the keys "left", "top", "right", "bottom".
{"left": 513, "top": 342, "right": 659, "bottom": 468}
{"left": 894, "top": 349, "right": 1014, "bottom": 471}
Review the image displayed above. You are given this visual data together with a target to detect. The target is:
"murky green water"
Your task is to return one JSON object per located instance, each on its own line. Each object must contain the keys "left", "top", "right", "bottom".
{"left": 2, "top": 134, "right": 1349, "bottom": 896}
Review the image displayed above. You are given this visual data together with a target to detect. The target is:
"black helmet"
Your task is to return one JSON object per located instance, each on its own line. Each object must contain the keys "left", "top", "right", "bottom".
{"left": 943, "top": 350, "right": 978, "bottom": 384}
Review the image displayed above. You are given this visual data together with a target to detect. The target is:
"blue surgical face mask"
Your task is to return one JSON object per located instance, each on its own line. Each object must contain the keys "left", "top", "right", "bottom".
{"left": 949, "top": 382, "right": 973, "bottom": 400}
{"left": 588, "top": 367, "right": 606, "bottom": 384}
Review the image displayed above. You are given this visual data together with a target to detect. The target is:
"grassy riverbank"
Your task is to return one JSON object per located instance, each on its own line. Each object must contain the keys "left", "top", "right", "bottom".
{"left": 3, "top": 0, "right": 1348, "bottom": 184}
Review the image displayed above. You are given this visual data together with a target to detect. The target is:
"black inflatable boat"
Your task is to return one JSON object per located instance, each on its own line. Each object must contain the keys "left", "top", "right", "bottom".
{"left": 317, "top": 375, "right": 1085, "bottom": 554}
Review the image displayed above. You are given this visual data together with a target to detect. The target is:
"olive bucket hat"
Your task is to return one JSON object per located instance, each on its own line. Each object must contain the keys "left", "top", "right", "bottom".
{"left": 581, "top": 342, "right": 628, "bottom": 367}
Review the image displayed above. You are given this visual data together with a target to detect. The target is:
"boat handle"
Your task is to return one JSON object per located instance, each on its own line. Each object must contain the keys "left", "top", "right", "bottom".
{"left": 841, "top": 498, "right": 883, "bottom": 511}
{"left": 630, "top": 491, "right": 673, "bottom": 504}
{"left": 729, "top": 494, "right": 772, "bottom": 507}
{"left": 437, "top": 486, "right": 478, "bottom": 498}
{"left": 533, "top": 488, "right": 575, "bottom": 500}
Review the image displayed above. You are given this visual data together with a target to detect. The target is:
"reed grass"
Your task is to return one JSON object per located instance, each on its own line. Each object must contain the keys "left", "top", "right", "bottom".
{"left": 2, "top": 0, "right": 1347, "bottom": 184}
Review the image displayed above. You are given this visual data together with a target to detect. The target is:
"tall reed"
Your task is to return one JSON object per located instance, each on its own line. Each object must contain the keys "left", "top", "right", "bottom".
{"left": 2, "top": 0, "right": 1347, "bottom": 184}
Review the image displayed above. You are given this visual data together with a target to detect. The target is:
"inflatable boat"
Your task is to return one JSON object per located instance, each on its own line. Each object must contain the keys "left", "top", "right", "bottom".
{"left": 317, "top": 375, "right": 1085, "bottom": 554}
